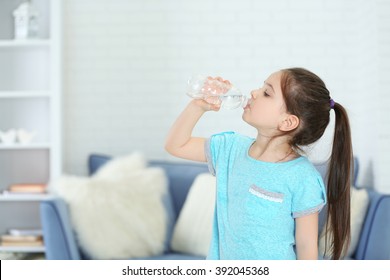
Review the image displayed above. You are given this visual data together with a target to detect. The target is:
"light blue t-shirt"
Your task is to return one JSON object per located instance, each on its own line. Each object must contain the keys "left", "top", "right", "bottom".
{"left": 205, "top": 132, "right": 327, "bottom": 260}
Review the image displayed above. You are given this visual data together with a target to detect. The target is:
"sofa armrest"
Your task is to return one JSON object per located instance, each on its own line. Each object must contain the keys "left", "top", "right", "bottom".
{"left": 40, "top": 197, "right": 81, "bottom": 260}
{"left": 354, "top": 189, "right": 390, "bottom": 260}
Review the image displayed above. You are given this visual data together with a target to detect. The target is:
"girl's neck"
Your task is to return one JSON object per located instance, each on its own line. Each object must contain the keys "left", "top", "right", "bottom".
{"left": 249, "top": 134, "right": 298, "bottom": 163}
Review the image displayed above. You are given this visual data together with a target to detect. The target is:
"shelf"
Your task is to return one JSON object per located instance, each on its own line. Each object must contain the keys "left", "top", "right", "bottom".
{"left": 0, "top": 246, "right": 45, "bottom": 253}
{"left": 0, "top": 40, "right": 51, "bottom": 48}
{"left": 0, "top": 91, "right": 51, "bottom": 98}
{"left": 0, "top": 0, "right": 61, "bottom": 256}
{"left": 0, "top": 193, "right": 54, "bottom": 202}
{"left": 0, "top": 143, "right": 51, "bottom": 150}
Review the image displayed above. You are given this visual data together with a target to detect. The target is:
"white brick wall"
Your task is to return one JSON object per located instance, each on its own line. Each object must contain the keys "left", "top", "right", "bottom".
{"left": 63, "top": 0, "right": 390, "bottom": 193}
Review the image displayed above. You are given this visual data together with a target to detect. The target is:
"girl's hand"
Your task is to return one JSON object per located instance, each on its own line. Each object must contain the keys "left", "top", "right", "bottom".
{"left": 192, "top": 76, "right": 231, "bottom": 112}
{"left": 204, "top": 76, "right": 232, "bottom": 95}
{"left": 191, "top": 99, "right": 221, "bottom": 112}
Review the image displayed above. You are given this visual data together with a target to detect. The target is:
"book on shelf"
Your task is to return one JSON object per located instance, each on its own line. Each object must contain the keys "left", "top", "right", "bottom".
{"left": 0, "top": 228, "right": 44, "bottom": 247}
{"left": 8, "top": 183, "right": 47, "bottom": 193}
{"left": 1, "top": 231, "right": 44, "bottom": 247}
{"left": 1, "top": 234, "right": 42, "bottom": 242}
{"left": 0, "top": 240, "right": 44, "bottom": 247}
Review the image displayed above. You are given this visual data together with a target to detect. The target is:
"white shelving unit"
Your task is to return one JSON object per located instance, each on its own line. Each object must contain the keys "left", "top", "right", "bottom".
{"left": 0, "top": 0, "right": 62, "bottom": 255}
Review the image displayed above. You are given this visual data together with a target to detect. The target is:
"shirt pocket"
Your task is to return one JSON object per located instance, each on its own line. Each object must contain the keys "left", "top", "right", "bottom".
{"left": 245, "top": 184, "right": 285, "bottom": 223}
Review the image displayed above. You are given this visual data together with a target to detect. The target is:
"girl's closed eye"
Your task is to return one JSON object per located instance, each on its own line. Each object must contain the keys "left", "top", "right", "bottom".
{"left": 263, "top": 90, "right": 270, "bottom": 97}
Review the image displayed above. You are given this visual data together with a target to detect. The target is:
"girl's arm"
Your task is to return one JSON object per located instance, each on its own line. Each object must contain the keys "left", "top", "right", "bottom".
{"left": 165, "top": 99, "right": 220, "bottom": 162}
{"left": 295, "top": 213, "right": 319, "bottom": 260}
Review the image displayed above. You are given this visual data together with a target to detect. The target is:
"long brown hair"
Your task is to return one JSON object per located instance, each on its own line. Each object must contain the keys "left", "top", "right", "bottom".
{"left": 280, "top": 67, "right": 352, "bottom": 260}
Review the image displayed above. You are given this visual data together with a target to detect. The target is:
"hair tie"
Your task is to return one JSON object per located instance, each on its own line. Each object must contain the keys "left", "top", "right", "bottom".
{"left": 330, "top": 98, "right": 335, "bottom": 109}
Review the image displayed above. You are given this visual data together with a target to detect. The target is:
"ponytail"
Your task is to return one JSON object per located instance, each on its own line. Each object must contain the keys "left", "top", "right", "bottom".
{"left": 279, "top": 68, "right": 353, "bottom": 259}
{"left": 325, "top": 102, "right": 353, "bottom": 260}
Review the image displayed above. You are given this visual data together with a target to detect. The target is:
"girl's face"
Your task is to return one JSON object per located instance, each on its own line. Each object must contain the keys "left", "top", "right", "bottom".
{"left": 242, "top": 71, "right": 290, "bottom": 135}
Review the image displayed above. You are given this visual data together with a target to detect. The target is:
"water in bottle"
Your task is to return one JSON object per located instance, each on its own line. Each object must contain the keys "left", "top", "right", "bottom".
{"left": 187, "top": 75, "right": 248, "bottom": 109}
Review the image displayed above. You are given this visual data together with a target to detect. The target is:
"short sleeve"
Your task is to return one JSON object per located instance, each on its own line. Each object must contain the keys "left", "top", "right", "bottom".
{"left": 204, "top": 131, "right": 236, "bottom": 176}
{"left": 292, "top": 175, "right": 327, "bottom": 218}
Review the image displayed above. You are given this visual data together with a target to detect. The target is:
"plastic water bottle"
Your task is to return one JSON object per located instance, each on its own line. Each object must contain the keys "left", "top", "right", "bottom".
{"left": 186, "top": 75, "right": 248, "bottom": 109}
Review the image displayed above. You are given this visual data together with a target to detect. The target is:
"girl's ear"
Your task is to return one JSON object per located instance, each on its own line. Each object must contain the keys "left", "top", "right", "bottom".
{"left": 279, "top": 114, "right": 300, "bottom": 132}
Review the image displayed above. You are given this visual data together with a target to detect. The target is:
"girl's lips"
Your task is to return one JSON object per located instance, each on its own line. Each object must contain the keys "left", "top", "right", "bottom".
{"left": 243, "top": 99, "right": 252, "bottom": 110}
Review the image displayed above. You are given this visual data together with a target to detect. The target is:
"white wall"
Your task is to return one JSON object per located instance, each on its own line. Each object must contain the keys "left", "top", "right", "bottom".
{"left": 62, "top": 0, "right": 389, "bottom": 193}
{"left": 375, "top": 0, "right": 390, "bottom": 193}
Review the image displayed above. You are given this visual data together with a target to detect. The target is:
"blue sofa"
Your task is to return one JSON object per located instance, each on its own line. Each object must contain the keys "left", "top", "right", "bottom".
{"left": 41, "top": 155, "right": 390, "bottom": 260}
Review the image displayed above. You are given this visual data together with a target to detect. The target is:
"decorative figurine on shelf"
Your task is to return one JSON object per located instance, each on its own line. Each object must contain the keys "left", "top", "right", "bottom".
{"left": 17, "top": 129, "right": 37, "bottom": 144}
{"left": 12, "top": 0, "right": 39, "bottom": 40}
{"left": 0, "top": 129, "right": 37, "bottom": 145}
{"left": 0, "top": 129, "right": 17, "bottom": 144}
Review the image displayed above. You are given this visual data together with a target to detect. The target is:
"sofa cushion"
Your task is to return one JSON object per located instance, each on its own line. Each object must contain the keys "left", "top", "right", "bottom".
{"left": 51, "top": 153, "right": 170, "bottom": 259}
{"left": 88, "top": 155, "right": 209, "bottom": 218}
{"left": 170, "top": 173, "right": 216, "bottom": 257}
{"left": 318, "top": 187, "right": 369, "bottom": 258}
{"left": 88, "top": 155, "right": 209, "bottom": 252}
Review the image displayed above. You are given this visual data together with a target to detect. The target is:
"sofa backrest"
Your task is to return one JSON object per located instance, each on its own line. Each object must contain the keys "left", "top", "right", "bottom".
{"left": 149, "top": 161, "right": 208, "bottom": 215}
{"left": 88, "top": 154, "right": 358, "bottom": 223}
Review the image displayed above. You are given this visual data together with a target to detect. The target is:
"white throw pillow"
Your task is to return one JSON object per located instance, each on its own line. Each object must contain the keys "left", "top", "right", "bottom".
{"left": 170, "top": 173, "right": 216, "bottom": 257}
{"left": 51, "top": 153, "right": 169, "bottom": 259}
{"left": 319, "top": 187, "right": 369, "bottom": 258}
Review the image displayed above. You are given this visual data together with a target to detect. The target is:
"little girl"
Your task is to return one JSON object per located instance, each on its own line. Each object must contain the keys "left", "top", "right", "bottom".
{"left": 165, "top": 68, "right": 352, "bottom": 260}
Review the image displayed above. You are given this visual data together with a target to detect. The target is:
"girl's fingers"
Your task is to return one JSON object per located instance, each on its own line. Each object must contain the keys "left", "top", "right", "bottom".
{"left": 203, "top": 76, "right": 232, "bottom": 95}
{"left": 193, "top": 99, "right": 220, "bottom": 112}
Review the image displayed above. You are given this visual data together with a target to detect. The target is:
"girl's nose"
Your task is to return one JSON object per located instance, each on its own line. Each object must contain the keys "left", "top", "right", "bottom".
{"left": 250, "top": 90, "right": 257, "bottom": 99}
